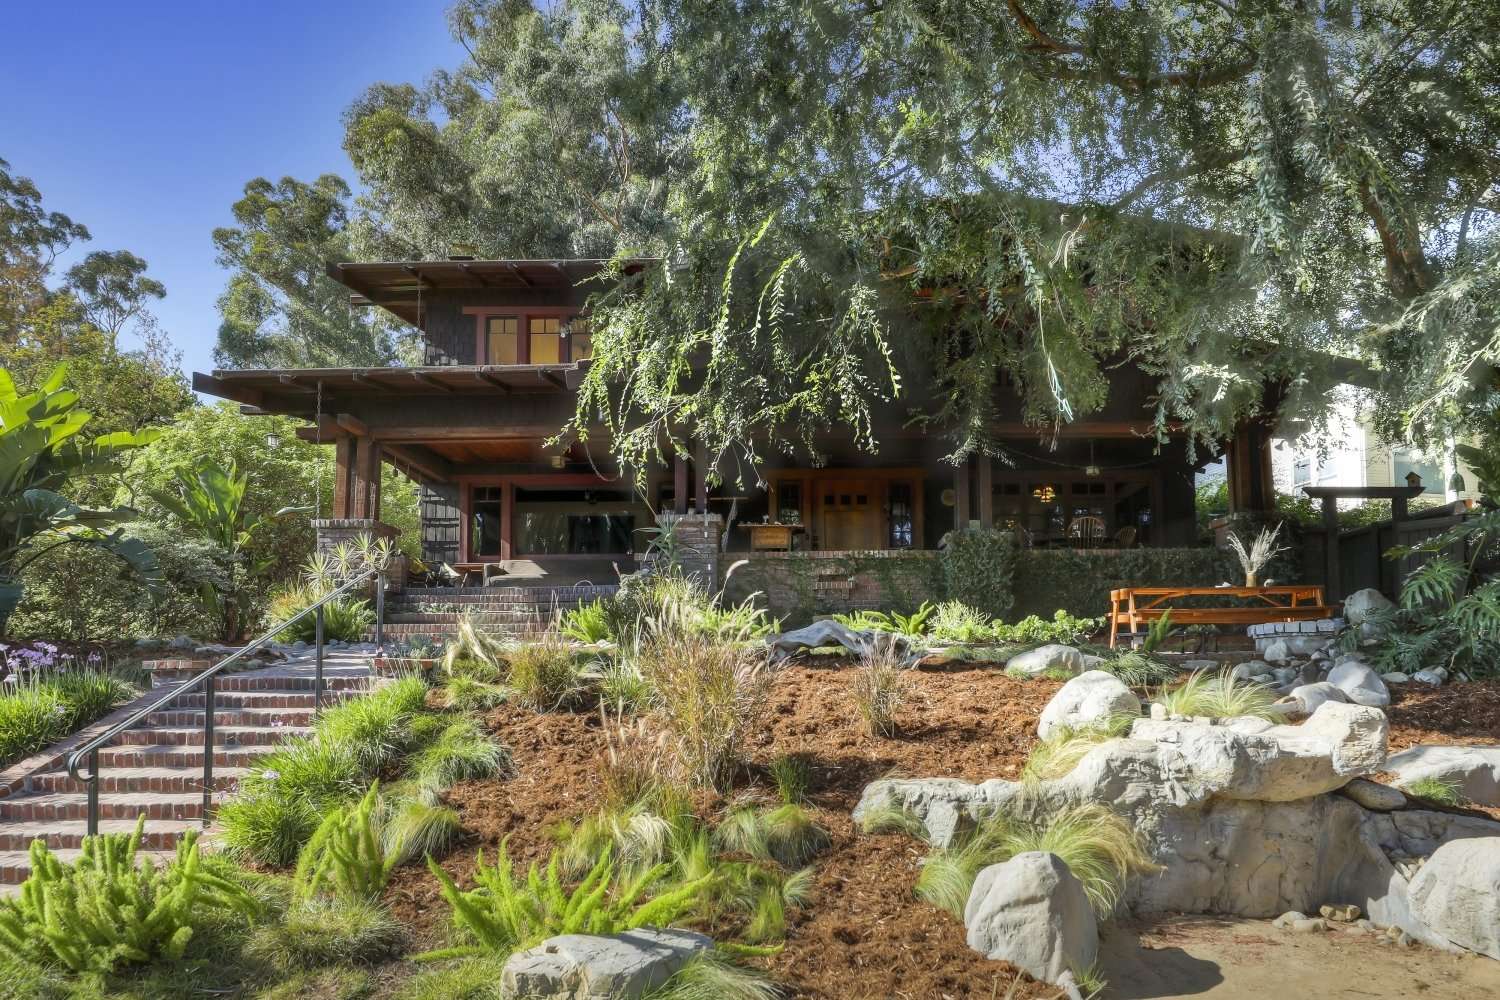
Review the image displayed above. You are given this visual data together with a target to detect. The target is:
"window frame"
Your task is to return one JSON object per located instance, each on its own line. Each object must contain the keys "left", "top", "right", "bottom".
{"left": 464, "top": 306, "right": 587, "bottom": 365}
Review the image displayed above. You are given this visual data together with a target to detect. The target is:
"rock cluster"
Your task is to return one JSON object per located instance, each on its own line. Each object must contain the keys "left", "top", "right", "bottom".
{"left": 500, "top": 928, "right": 711, "bottom": 1000}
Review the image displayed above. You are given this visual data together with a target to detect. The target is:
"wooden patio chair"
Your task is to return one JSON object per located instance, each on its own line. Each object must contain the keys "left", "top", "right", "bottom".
{"left": 1067, "top": 515, "right": 1107, "bottom": 548}
{"left": 1113, "top": 526, "right": 1138, "bottom": 548}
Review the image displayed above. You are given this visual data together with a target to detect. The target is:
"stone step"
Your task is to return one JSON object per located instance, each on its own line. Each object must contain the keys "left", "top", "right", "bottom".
{"left": 95, "top": 744, "right": 283, "bottom": 770}
{"left": 145, "top": 708, "right": 316, "bottom": 728}
{"left": 111, "top": 725, "right": 312, "bottom": 749}
{"left": 387, "top": 611, "right": 559, "bottom": 623}
{"left": 0, "top": 847, "right": 179, "bottom": 886}
{"left": 168, "top": 688, "right": 361, "bottom": 710}
{"left": 0, "top": 791, "right": 209, "bottom": 823}
{"left": 26, "top": 766, "right": 248, "bottom": 795}
{"left": 0, "top": 818, "right": 199, "bottom": 853}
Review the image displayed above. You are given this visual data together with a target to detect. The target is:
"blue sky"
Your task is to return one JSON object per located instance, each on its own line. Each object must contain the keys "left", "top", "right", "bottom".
{"left": 1, "top": 1, "right": 460, "bottom": 379}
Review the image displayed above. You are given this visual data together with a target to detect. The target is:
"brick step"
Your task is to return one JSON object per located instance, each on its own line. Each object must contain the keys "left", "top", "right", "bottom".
{"left": 95, "top": 744, "right": 283, "bottom": 770}
{"left": 0, "top": 791, "right": 210, "bottom": 823}
{"left": 0, "top": 847, "right": 179, "bottom": 886}
{"left": 387, "top": 611, "right": 560, "bottom": 623}
{"left": 0, "top": 818, "right": 198, "bottom": 854}
{"left": 146, "top": 708, "right": 316, "bottom": 727}
{"left": 395, "top": 585, "right": 616, "bottom": 599}
{"left": 27, "top": 767, "right": 248, "bottom": 795}
{"left": 112, "top": 725, "right": 312, "bottom": 749}
{"left": 168, "top": 688, "right": 362, "bottom": 710}
{"left": 200, "top": 673, "right": 370, "bottom": 693}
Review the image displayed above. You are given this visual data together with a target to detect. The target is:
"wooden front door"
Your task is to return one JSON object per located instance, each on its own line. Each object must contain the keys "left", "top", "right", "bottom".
{"left": 818, "top": 480, "right": 882, "bottom": 550}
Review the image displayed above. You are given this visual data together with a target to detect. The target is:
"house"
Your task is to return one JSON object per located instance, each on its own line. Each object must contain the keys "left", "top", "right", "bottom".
{"left": 193, "top": 256, "right": 1290, "bottom": 617}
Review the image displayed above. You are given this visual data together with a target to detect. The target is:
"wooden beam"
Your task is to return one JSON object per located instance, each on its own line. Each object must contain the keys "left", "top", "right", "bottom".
{"left": 332, "top": 436, "right": 354, "bottom": 518}
{"left": 411, "top": 372, "right": 454, "bottom": 393}
{"left": 380, "top": 442, "right": 454, "bottom": 484}
{"left": 335, "top": 413, "right": 369, "bottom": 437}
{"left": 459, "top": 262, "right": 492, "bottom": 287}
{"left": 192, "top": 372, "right": 264, "bottom": 408}
{"left": 276, "top": 374, "right": 318, "bottom": 393}
{"left": 506, "top": 262, "right": 534, "bottom": 287}
{"left": 539, "top": 370, "right": 567, "bottom": 389}
{"left": 474, "top": 371, "right": 511, "bottom": 393}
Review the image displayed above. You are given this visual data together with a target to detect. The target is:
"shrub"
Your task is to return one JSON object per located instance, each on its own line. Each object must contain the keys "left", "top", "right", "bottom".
{"left": 293, "top": 784, "right": 395, "bottom": 902}
{"left": 991, "top": 610, "right": 1102, "bottom": 646}
{"left": 599, "top": 658, "right": 652, "bottom": 712}
{"left": 242, "top": 736, "right": 366, "bottom": 803}
{"left": 271, "top": 584, "right": 374, "bottom": 644}
{"left": 410, "top": 719, "right": 512, "bottom": 791}
{"left": 559, "top": 598, "right": 613, "bottom": 643}
{"left": 420, "top": 844, "right": 716, "bottom": 960}
{"left": 928, "top": 600, "right": 992, "bottom": 643}
{"left": 849, "top": 639, "right": 911, "bottom": 737}
{"left": 0, "top": 817, "right": 259, "bottom": 974}
{"left": 637, "top": 631, "right": 773, "bottom": 791}
{"left": 247, "top": 897, "right": 407, "bottom": 971}
{"left": 1155, "top": 668, "right": 1280, "bottom": 721}
{"left": 938, "top": 529, "right": 1018, "bottom": 619}
{"left": 0, "top": 668, "right": 138, "bottom": 768}
{"left": 217, "top": 790, "right": 321, "bottom": 867}
{"left": 383, "top": 798, "right": 463, "bottom": 866}
{"left": 313, "top": 675, "right": 427, "bottom": 773}
{"left": 506, "top": 633, "right": 585, "bottom": 710}
{"left": 768, "top": 753, "right": 811, "bottom": 805}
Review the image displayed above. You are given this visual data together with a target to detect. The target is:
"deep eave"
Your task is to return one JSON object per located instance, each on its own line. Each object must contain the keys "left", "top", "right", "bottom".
{"left": 193, "top": 364, "right": 587, "bottom": 417}
{"left": 326, "top": 257, "right": 660, "bottom": 325}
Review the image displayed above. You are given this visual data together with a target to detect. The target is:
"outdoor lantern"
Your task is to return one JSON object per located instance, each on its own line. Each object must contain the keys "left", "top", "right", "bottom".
{"left": 1032, "top": 484, "right": 1056, "bottom": 503}
{"left": 265, "top": 432, "right": 280, "bottom": 450}
{"left": 1449, "top": 471, "right": 1467, "bottom": 494}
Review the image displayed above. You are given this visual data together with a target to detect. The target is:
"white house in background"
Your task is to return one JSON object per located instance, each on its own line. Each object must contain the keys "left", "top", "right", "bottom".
{"left": 1271, "top": 389, "right": 1478, "bottom": 509}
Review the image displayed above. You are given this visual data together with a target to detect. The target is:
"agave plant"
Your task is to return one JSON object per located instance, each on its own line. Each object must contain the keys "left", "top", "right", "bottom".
{"left": 0, "top": 364, "right": 162, "bottom": 635}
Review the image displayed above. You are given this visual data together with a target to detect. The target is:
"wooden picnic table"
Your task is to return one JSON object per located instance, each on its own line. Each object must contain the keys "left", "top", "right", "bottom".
{"left": 1108, "top": 585, "right": 1331, "bottom": 648}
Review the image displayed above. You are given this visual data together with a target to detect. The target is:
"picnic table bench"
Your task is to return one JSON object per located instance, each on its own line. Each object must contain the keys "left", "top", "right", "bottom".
{"left": 1108, "top": 585, "right": 1333, "bottom": 648}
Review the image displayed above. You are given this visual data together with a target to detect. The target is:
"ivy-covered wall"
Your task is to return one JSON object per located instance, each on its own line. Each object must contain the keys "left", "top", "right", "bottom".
{"left": 725, "top": 543, "right": 1245, "bottom": 624}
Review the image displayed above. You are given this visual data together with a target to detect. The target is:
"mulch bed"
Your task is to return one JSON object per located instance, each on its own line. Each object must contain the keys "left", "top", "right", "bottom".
{"left": 383, "top": 665, "right": 1062, "bottom": 999}
{"left": 1384, "top": 679, "right": 1500, "bottom": 752}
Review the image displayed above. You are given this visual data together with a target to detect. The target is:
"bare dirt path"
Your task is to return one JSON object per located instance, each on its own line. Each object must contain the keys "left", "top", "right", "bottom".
{"left": 1101, "top": 915, "right": 1500, "bottom": 999}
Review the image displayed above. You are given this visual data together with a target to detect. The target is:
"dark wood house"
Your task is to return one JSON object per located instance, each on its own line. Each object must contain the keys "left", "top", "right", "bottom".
{"left": 194, "top": 256, "right": 1280, "bottom": 611}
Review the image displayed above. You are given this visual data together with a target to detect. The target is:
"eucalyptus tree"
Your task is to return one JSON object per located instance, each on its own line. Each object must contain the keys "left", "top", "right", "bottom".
{"left": 212, "top": 175, "right": 421, "bottom": 369}
{"left": 63, "top": 250, "right": 166, "bottom": 351}
{"left": 567, "top": 0, "right": 1500, "bottom": 478}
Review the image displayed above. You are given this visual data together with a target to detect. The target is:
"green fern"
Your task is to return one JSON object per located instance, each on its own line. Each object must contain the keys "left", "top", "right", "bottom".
{"left": 293, "top": 784, "right": 396, "bottom": 902}
{"left": 0, "top": 816, "right": 259, "bottom": 974}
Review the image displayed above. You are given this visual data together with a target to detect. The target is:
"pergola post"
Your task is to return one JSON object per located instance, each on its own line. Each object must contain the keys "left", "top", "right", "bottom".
{"left": 1321, "top": 495, "right": 1341, "bottom": 604}
{"left": 1227, "top": 420, "right": 1275, "bottom": 513}
{"left": 693, "top": 439, "right": 710, "bottom": 514}
{"left": 673, "top": 452, "right": 689, "bottom": 515}
{"left": 351, "top": 437, "right": 381, "bottom": 519}
{"left": 331, "top": 436, "right": 354, "bottom": 518}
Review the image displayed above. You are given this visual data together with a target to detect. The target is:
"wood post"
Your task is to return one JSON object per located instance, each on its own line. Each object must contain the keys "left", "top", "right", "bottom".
{"left": 673, "top": 452, "right": 689, "bottom": 515}
{"left": 351, "top": 437, "right": 381, "bottom": 519}
{"left": 1322, "top": 495, "right": 1341, "bottom": 604}
{"left": 332, "top": 436, "right": 354, "bottom": 518}
{"left": 1227, "top": 421, "right": 1275, "bottom": 513}
{"left": 500, "top": 482, "right": 513, "bottom": 561}
{"left": 694, "top": 439, "right": 709, "bottom": 514}
{"left": 977, "top": 456, "right": 994, "bottom": 529}
{"left": 955, "top": 459, "right": 971, "bottom": 529}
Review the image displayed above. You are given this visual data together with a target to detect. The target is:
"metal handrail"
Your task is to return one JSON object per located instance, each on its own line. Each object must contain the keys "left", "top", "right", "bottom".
{"left": 67, "top": 568, "right": 386, "bottom": 836}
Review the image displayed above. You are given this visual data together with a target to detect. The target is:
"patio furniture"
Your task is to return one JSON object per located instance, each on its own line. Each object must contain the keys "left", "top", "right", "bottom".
{"left": 1107, "top": 585, "right": 1333, "bottom": 648}
{"left": 1068, "top": 515, "right": 1107, "bottom": 548}
{"left": 1113, "top": 526, "right": 1137, "bottom": 548}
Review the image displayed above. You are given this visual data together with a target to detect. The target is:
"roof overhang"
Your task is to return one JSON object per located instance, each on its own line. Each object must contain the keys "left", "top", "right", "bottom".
{"left": 326, "top": 257, "right": 659, "bottom": 325}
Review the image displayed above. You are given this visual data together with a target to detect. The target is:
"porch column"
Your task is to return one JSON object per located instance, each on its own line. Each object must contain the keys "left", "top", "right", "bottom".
{"left": 351, "top": 437, "right": 381, "bottom": 519}
{"left": 954, "top": 459, "right": 971, "bottom": 530}
{"left": 1227, "top": 420, "right": 1275, "bottom": 513}
{"left": 331, "top": 436, "right": 354, "bottom": 518}
{"left": 694, "top": 439, "right": 710, "bottom": 514}
{"left": 500, "top": 481, "right": 514, "bottom": 561}
{"left": 673, "top": 452, "right": 689, "bottom": 515}
{"left": 976, "top": 456, "right": 994, "bottom": 529}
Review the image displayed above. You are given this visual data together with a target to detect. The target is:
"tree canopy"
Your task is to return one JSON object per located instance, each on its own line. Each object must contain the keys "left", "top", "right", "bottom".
{"left": 345, "top": 1, "right": 1500, "bottom": 477}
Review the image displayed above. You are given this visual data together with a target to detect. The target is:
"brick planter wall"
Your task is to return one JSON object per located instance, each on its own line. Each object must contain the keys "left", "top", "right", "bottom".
{"left": 723, "top": 550, "right": 942, "bottom": 625}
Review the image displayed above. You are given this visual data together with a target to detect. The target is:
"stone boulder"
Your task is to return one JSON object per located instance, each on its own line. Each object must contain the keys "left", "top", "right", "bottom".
{"left": 1387, "top": 745, "right": 1500, "bottom": 806}
{"left": 1326, "top": 660, "right": 1391, "bottom": 708}
{"left": 1281, "top": 681, "right": 1348, "bottom": 717}
{"left": 964, "top": 852, "right": 1097, "bottom": 992}
{"left": 501, "top": 929, "right": 712, "bottom": 999}
{"left": 1345, "top": 588, "right": 1396, "bottom": 626}
{"left": 1340, "top": 778, "right": 1406, "bottom": 812}
{"left": 1408, "top": 838, "right": 1500, "bottom": 960}
{"left": 1005, "top": 644, "right": 1097, "bottom": 678}
{"left": 1037, "top": 671, "right": 1141, "bottom": 740}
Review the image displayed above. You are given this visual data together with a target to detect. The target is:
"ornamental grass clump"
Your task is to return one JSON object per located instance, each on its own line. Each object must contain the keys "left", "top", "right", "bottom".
{"left": 849, "top": 637, "right": 911, "bottom": 737}
{"left": 1155, "top": 668, "right": 1280, "bottom": 721}
{"left": 1021, "top": 714, "right": 1135, "bottom": 785}
{"left": 0, "top": 816, "right": 260, "bottom": 974}
{"left": 505, "top": 631, "right": 586, "bottom": 710}
{"left": 637, "top": 628, "right": 772, "bottom": 792}
{"left": 0, "top": 669, "right": 137, "bottom": 769}
{"left": 410, "top": 718, "right": 512, "bottom": 791}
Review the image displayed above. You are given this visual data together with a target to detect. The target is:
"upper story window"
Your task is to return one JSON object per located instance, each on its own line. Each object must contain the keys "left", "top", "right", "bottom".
{"left": 486, "top": 316, "right": 519, "bottom": 365}
{"left": 479, "top": 312, "right": 590, "bottom": 365}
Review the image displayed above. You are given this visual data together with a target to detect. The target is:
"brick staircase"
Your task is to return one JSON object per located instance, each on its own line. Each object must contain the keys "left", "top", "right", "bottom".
{"left": 370, "top": 583, "right": 618, "bottom": 643}
{"left": 0, "top": 652, "right": 375, "bottom": 889}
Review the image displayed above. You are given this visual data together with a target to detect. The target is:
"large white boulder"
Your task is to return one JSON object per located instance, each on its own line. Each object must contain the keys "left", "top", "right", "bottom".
{"left": 1282, "top": 681, "right": 1348, "bottom": 717}
{"left": 1344, "top": 588, "right": 1396, "bottom": 626}
{"left": 964, "top": 852, "right": 1097, "bottom": 991}
{"left": 501, "top": 929, "right": 712, "bottom": 999}
{"left": 1387, "top": 745, "right": 1500, "bottom": 806}
{"left": 1326, "top": 660, "right": 1391, "bottom": 708}
{"left": 1037, "top": 670, "right": 1141, "bottom": 740}
{"left": 1005, "top": 644, "right": 1097, "bottom": 678}
{"left": 1408, "top": 837, "right": 1500, "bottom": 960}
